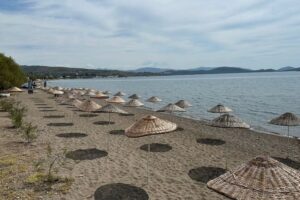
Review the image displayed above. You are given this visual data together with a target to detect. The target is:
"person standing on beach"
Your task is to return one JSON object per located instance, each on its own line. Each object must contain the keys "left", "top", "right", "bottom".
{"left": 44, "top": 80, "right": 47, "bottom": 88}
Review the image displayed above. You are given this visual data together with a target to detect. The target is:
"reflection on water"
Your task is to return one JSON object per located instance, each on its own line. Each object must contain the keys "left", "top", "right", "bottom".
{"left": 49, "top": 72, "right": 300, "bottom": 137}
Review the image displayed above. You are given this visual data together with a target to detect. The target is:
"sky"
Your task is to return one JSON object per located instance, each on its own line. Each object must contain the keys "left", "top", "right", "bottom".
{"left": 0, "top": 0, "right": 299, "bottom": 70}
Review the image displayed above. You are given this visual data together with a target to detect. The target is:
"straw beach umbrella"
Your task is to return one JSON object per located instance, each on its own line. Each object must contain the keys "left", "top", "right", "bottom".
{"left": 146, "top": 96, "right": 162, "bottom": 110}
{"left": 158, "top": 103, "right": 186, "bottom": 113}
{"left": 175, "top": 100, "right": 192, "bottom": 108}
{"left": 125, "top": 99, "right": 144, "bottom": 107}
{"left": 97, "top": 104, "right": 128, "bottom": 124}
{"left": 72, "top": 99, "right": 82, "bottom": 107}
{"left": 91, "top": 91, "right": 109, "bottom": 99}
{"left": 76, "top": 99, "right": 101, "bottom": 112}
{"left": 48, "top": 88, "right": 54, "bottom": 94}
{"left": 207, "top": 155, "right": 300, "bottom": 200}
{"left": 125, "top": 115, "right": 177, "bottom": 137}
{"left": 7, "top": 87, "right": 23, "bottom": 93}
{"left": 125, "top": 115, "right": 177, "bottom": 184}
{"left": 270, "top": 112, "right": 300, "bottom": 134}
{"left": 270, "top": 112, "right": 300, "bottom": 158}
{"left": 103, "top": 90, "right": 111, "bottom": 95}
{"left": 53, "top": 90, "right": 64, "bottom": 97}
{"left": 208, "top": 104, "right": 232, "bottom": 116}
{"left": 114, "top": 91, "right": 126, "bottom": 96}
{"left": 128, "top": 94, "right": 141, "bottom": 99}
{"left": 212, "top": 114, "right": 250, "bottom": 128}
{"left": 146, "top": 96, "right": 162, "bottom": 103}
{"left": 106, "top": 96, "right": 126, "bottom": 104}
{"left": 212, "top": 114, "right": 249, "bottom": 169}
{"left": 97, "top": 104, "right": 127, "bottom": 152}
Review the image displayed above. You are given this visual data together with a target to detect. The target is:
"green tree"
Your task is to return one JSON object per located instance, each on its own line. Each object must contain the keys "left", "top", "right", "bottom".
{"left": 0, "top": 53, "right": 27, "bottom": 90}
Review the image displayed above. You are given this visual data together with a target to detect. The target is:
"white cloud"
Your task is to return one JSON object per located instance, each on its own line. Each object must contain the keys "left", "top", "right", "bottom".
{"left": 0, "top": 0, "right": 299, "bottom": 69}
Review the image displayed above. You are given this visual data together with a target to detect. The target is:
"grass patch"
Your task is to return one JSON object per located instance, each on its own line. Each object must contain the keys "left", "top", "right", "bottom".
{"left": 26, "top": 173, "right": 74, "bottom": 193}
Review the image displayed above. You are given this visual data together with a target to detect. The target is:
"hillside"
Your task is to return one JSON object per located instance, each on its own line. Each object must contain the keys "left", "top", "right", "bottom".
{"left": 21, "top": 65, "right": 300, "bottom": 80}
{"left": 21, "top": 65, "right": 155, "bottom": 79}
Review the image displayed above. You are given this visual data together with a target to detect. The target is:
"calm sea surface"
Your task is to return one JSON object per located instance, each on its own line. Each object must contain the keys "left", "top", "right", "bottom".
{"left": 49, "top": 72, "right": 300, "bottom": 137}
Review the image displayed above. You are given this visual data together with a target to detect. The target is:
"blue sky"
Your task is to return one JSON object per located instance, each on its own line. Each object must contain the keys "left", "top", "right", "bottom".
{"left": 0, "top": 0, "right": 299, "bottom": 70}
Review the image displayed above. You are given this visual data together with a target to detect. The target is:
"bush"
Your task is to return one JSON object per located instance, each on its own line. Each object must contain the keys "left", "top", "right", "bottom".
{"left": 21, "top": 122, "right": 38, "bottom": 143}
{"left": 9, "top": 105, "right": 26, "bottom": 128}
{"left": 0, "top": 99, "right": 15, "bottom": 112}
{"left": 0, "top": 53, "right": 27, "bottom": 90}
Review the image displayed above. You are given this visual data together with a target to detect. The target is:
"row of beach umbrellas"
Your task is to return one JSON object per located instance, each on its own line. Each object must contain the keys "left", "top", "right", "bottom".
{"left": 41, "top": 86, "right": 300, "bottom": 199}
{"left": 45, "top": 86, "right": 300, "bottom": 133}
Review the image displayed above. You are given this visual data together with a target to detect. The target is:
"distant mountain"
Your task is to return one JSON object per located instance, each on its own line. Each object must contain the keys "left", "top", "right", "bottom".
{"left": 289, "top": 67, "right": 300, "bottom": 71}
{"left": 21, "top": 65, "right": 300, "bottom": 80}
{"left": 208, "top": 67, "right": 252, "bottom": 74}
{"left": 21, "top": 65, "right": 155, "bottom": 79}
{"left": 131, "top": 67, "right": 170, "bottom": 73}
{"left": 187, "top": 67, "right": 215, "bottom": 71}
{"left": 278, "top": 66, "right": 295, "bottom": 71}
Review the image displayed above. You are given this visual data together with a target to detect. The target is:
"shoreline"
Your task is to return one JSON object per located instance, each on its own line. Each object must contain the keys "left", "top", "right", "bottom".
{"left": 137, "top": 105, "right": 299, "bottom": 140}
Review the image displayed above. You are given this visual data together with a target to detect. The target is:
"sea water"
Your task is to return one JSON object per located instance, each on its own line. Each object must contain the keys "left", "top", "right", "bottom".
{"left": 49, "top": 72, "right": 300, "bottom": 137}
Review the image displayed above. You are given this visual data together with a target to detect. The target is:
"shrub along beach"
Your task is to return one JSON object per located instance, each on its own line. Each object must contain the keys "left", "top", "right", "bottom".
{"left": 0, "top": 85, "right": 299, "bottom": 199}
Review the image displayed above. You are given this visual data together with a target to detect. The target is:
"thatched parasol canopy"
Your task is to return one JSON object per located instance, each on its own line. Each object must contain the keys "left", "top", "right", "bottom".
{"left": 106, "top": 96, "right": 126, "bottom": 104}
{"left": 76, "top": 100, "right": 101, "bottom": 112}
{"left": 76, "top": 91, "right": 84, "bottom": 96}
{"left": 53, "top": 90, "right": 64, "bottom": 95}
{"left": 98, "top": 104, "right": 127, "bottom": 114}
{"left": 68, "top": 94, "right": 75, "bottom": 99}
{"left": 207, "top": 155, "right": 300, "bottom": 200}
{"left": 72, "top": 99, "right": 82, "bottom": 107}
{"left": 270, "top": 112, "right": 300, "bottom": 126}
{"left": 114, "top": 91, "right": 126, "bottom": 96}
{"left": 128, "top": 94, "right": 141, "bottom": 99}
{"left": 48, "top": 88, "right": 54, "bottom": 94}
{"left": 146, "top": 96, "right": 162, "bottom": 103}
{"left": 85, "top": 91, "right": 96, "bottom": 96}
{"left": 125, "top": 99, "right": 144, "bottom": 107}
{"left": 158, "top": 103, "right": 186, "bottom": 112}
{"left": 212, "top": 114, "right": 250, "bottom": 128}
{"left": 125, "top": 115, "right": 177, "bottom": 137}
{"left": 7, "top": 87, "right": 23, "bottom": 92}
{"left": 208, "top": 104, "right": 233, "bottom": 113}
{"left": 175, "top": 100, "right": 192, "bottom": 108}
{"left": 91, "top": 91, "right": 109, "bottom": 99}
{"left": 53, "top": 86, "right": 63, "bottom": 91}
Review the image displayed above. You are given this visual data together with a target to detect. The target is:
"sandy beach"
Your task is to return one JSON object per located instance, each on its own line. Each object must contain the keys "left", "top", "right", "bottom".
{"left": 1, "top": 90, "right": 299, "bottom": 200}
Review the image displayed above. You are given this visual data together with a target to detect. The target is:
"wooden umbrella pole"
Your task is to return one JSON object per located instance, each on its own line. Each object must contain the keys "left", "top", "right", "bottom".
{"left": 287, "top": 126, "right": 290, "bottom": 158}
{"left": 108, "top": 112, "right": 111, "bottom": 151}
{"left": 147, "top": 141, "right": 150, "bottom": 186}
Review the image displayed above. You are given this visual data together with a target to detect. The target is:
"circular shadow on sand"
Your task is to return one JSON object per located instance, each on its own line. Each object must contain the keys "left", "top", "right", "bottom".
{"left": 188, "top": 167, "right": 226, "bottom": 183}
{"left": 176, "top": 127, "right": 184, "bottom": 131}
{"left": 66, "top": 148, "right": 107, "bottom": 161}
{"left": 119, "top": 113, "right": 135, "bottom": 116}
{"left": 79, "top": 113, "right": 98, "bottom": 118}
{"left": 94, "top": 183, "right": 149, "bottom": 200}
{"left": 59, "top": 103, "right": 69, "bottom": 105}
{"left": 140, "top": 143, "right": 172, "bottom": 153}
{"left": 272, "top": 157, "right": 300, "bottom": 170}
{"left": 197, "top": 138, "right": 226, "bottom": 146}
{"left": 35, "top": 103, "right": 48, "bottom": 106}
{"left": 93, "top": 121, "right": 115, "bottom": 125}
{"left": 109, "top": 130, "right": 124, "bottom": 135}
{"left": 56, "top": 132, "right": 88, "bottom": 138}
{"left": 37, "top": 106, "right": 53, "bottom": 109}
{"left": 43, "top": 115, "right": 65, "bottom": 119}
{"left": 40, "top": 109, "right": 57, "bottom": 112}
{"left": 47, "top": 123, "right": 74, "bottom": 127}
